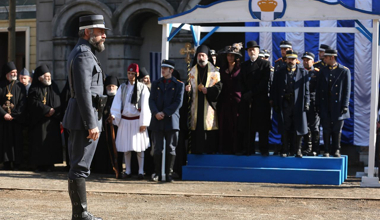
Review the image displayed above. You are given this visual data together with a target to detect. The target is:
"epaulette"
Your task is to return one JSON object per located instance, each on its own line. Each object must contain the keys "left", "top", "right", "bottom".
{"left": 314, "top": 67, "right": 320, "bottom": 72}
{"left": 314, "top": 60, "right": 321, "bottom": 64}
{"left": 79, "top": 44, "right": 90, "bottom": 52}
{"left": 296, "top": 59, "right": 301, "bottom": 64}
{"left": 270, "top": 66, "right": 274, "bottom": 71}
{"left": 176, "top": 78, "right": 183, "bottom": 83}
{"left": 343, "top": 66, "right": 349, "bottom": 69}
{"left": 275, "top": 58, "right": 282, "bottom": 63}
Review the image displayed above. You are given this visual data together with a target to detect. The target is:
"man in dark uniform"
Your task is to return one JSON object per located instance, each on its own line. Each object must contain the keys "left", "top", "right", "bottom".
{"left": 301, "top": 52, "right": 321, "bottom": 156}
{"left": 272, "top": 50, "right": 310, "bottom": 157}
{"left": 313, "top": 44, "right": 330, "bottom": 70}
{"left": 240, "top": 41, "right": 271, "bottom": 155}
{"left": 316, "top": 49, "right": 351, "bottom": 157}
{"left": 62, "top": 15, "right": 109, "bottom": 220}
{"left": 149, "top": 59, "right": 184, "bottom": 182}
{"left": 274, "top": 41, "right": 294, "bottom": 72}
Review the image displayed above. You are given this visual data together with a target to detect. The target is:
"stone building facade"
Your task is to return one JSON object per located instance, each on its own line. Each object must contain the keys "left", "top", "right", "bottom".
{"left": 36, "top": 0, "right": 202, "bottom": 89}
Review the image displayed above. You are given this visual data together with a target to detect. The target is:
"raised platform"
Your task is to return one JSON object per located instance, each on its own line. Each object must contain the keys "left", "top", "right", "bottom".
{"left": 182, "top": 154, "right": 348, "bottom": 185}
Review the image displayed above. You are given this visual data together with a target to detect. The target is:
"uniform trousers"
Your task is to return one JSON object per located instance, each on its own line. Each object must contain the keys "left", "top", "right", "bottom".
{"left": 151, "top": 130, "right": 178, "bottom": 156}
{"left": 68, "top": 130, "right": 100, "bottom": 179}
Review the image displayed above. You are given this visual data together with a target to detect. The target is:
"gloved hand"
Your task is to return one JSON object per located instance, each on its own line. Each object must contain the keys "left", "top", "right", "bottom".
{"left": 242, "top": 91, "right": 253, "bottom": 102}
{"left": 341, "top": 106, "right": 348, "bottom": 114}
{"left": 304, "top": 104, "right": 309, "bottom": 112}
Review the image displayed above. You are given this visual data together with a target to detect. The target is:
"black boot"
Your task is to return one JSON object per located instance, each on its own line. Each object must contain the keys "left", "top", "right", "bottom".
{"left": 302, "top": 131, "right": 314, "bottom": 156}
{"left": 166, "top": 154, "right": 176, "bottom": 183}
{"left": 323, "top": 132, "right": 330, "bottom": 157}
{"left": 281, "top": 131, "right": 289, "bottom": 157}
{"left": 295, "top": 135, "right": 303, "bottom": 158}
{"left": 152, "top": 154, "right": 162, "bottom": 182}
{"left": 311, "top": 131, "right": 320, "bottom": 156}
{"left": 332, "top": 133, "right": 341, "bottom": 157}
{"left": 68, "top": 178, "right": 102, "bottom": 220}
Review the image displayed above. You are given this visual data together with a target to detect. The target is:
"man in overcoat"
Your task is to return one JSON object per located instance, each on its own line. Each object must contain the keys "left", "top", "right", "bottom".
{"left": 239, "top": 40, "right": 271, "bottom": 155}
{"left": 149, "top": 60, "right": 184, "bottom": 182}
{"left": 316, "top": 49, "right": 351, "bottom": 157}
{"left": 272, "top": 50, "right": 310, "bottom": 158}
{"left": 62, "top": 15, "right": 108, "bottom": 220}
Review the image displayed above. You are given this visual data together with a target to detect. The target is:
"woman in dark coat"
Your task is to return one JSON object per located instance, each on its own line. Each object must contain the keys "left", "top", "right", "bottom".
{"left": 218, "top": 43, "right": 243, "bottom": 154}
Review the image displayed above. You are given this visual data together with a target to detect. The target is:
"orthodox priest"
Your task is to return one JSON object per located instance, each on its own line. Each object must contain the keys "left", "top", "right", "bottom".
{"left": 0, "top": 61, "right": 26, "bottom": 170}
{"left": 28, "top": 64, "right": 63, "bottom": 171}
{"left": 185, "top": 45, "right": 222, "bottom": 154}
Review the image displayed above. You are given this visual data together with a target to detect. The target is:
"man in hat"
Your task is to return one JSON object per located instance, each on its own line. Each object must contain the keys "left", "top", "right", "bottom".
{"left": 139, "top": 67, "right": 151, "bottom": 91}
{"left": 28, "top": 64, "right": 63, "bottom": 171}
{"left": 62, "top": 14, "right": 109, "bottom": 220}
{"left": 149, "top": 59, "right": 184, "bottom": 182}
{"left": 272, "top": 50, "right": 310, "bottom": 158}
{"left": 274, "top": 41, "right": 293, "bottom": 72}
{"left": 91, "top": 75, "right": 123, "bottom": 175}
{"left": 314, "top": 44, "right": 330, "bottom": 69}
{"left": 0, "top": 62, "right": 26, "bottom": 170}
{"left": 210, "top": 49, "right": 218, "bottom": 66}
{"left": 239, "top": 41, "right": 271, "bottom": 155}
{"left": 19, "top": 68, "right": 32, "bottom": 95}
{"left": 302, "top": 52, "right": 321, "bottom": 156}
{"left": 110, "top": 63, "right": 151, "bottom": 180}
{"left": 185, "top": 45, "right": 222, "bottom": 154}
{"left": 316, "top": 49, "right": 351, "bottom": 157}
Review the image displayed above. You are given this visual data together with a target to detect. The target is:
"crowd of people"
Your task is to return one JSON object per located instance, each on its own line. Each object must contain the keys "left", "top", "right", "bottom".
{"left": 0, "top": 14, "right": 352, "bottom": 219}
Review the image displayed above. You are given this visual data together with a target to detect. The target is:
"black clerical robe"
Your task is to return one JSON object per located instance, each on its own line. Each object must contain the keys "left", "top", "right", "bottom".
{"left": 0, "top": 80, "right": 26, "bottom": 164}
{"left": 28, "top": 81, "right": 63, "bottom": 167}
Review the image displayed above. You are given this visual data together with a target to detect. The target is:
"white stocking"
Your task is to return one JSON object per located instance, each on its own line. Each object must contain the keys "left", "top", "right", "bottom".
{"left": 137, "top": 152, "right": 145, "bottom": 175}
{"left": 124, "top": 151, "right": 131, "bottom": 174}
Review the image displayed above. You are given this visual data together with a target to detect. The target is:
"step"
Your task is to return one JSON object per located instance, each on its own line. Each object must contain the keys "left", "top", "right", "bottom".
{"left": 183, "top": 166, "right": 343, "bottom": 185}
{"left": 182, "top": 155, "right": 348, "bottom": 185}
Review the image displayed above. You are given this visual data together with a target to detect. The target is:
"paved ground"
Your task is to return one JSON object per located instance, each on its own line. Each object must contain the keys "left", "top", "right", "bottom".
{"left": 1, "top": 168, "right": 380, "bottom": 220}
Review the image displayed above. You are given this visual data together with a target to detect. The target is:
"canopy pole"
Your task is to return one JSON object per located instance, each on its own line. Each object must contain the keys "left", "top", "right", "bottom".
{"left": 361, "top": 19, "right": 380, "bottom": 187}
{"left": 161, "top": 23, "right": 170, "bottom": 181}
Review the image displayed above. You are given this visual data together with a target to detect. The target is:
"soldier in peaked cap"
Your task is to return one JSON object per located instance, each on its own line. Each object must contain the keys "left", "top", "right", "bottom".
{"left": 302, "top": 52, "right": 321, "bottom": 156}
{"left": 272, "top": 50, "right": 310, "bottom": 158}
{"left": 274, "top": 41, "right": 293, "bottom": 72}
{"left": 314, "top": 44, "right": 331, "bottom": 69}
{"left": 149, "top": 59, "right": 184, "bottom": 182}
{"left": 316, "top": 49, "right": 351, "bottom": 158}
{"left": 62, "top": 14, "right": 109, "bottom": 220}
{"left": 239, "top": 41, "right": 271, "bottom": 156}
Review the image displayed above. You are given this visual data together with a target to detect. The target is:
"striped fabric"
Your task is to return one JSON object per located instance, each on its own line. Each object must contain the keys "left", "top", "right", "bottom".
{"left": 245, "top": 0, "right": 378, "bottom": 146}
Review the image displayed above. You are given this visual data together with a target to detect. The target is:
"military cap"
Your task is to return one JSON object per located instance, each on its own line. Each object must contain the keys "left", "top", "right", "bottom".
{"left": 324, "top": 49, "right": 338, "bottom": 57}
{"left": 263, "top": 49, "right": 270, "bottom": 57}
{"left": 79, "top": 15, "right": 110, "bottom": 30}
{"left": 161, "top": 59, "right": 175, "bottom": 69}
{"left": 280, "top": 41, "right": 292, "bottom": 48}
{"left": 258, "top": 50, "right": 265, "bottom": 58}
{"left": 301, "top": 52, "right": 315, "bottom": 60}
{"left": 210, "top": 50, "right": 217, "bottom": 56}
{"left": 246, "top": 41, "right": 260, "bottom": 49}
{"left": 286, "top": 50, "right": 298, "bottom": 59}
{"left": 318, "top": 44, "right": 330, "bottom": 51}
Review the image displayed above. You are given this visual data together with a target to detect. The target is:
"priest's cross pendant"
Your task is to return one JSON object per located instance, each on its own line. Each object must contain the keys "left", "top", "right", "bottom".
{"left": 43, "top": 97, "right": 47, "bottom": 105}
{"left": 180, "top": 43, "right": 195, "bottom": 63}
{"left": 6, "top": 92, "right": 13, "bottom": 100}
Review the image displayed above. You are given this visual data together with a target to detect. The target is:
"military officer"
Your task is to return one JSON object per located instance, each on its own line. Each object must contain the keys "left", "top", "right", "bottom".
{"left": 313, "top": 44, "right": 330, "bottom": 69}
{"left": 316, "top": 49, "right": 351, "bottom": 157}
{"left": 274, "top": 41, "right": 293, "bottom": 72}
{"left": 302, "top": 52, "right": 321, "bottom": 156}
{"left": 272, "top": 50, "right": 310, "bottom": 158}
{"left": 62, "top": 15, "right": 109, "bottom": 220}
{"left": 149, "top": 59, "right": 184, "bottom": 182}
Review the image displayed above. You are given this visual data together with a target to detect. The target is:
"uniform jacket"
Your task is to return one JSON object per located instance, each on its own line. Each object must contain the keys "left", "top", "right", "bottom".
{"left": 149, "top": 76, "right": 184, "bottom": 131}
{"left": 239, "top": 58, "right": 271, "bottom": 131}
{"left": 307, "top": 67, "right": 320, "bottom": 103}
{"left": 316, "top": 63, "right": 351, "bottom": 121}
{"left": 63, "top": 38, "right": 104, "bottom": 130}
{"left": 272, "top": 65, "right": 310, "bottom": 135}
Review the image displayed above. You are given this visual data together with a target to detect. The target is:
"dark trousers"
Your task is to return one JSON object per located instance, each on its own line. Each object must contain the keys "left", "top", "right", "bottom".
{"left": 321, "top": 117, "right": 344, "bottom": 153}
{"left": 68, "top": 130, "right": 100, "bottom": 179}
{"left": 251, "top": 131, "right": 269, "bottom": 154}
{"left": 151, "top": 130, "right": 178, "bottom": 156}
